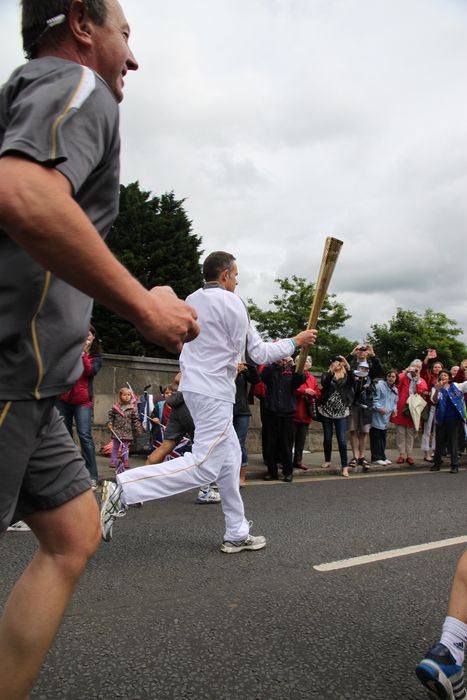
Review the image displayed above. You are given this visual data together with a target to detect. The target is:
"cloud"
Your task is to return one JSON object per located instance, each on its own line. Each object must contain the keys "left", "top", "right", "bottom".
{"left": 1, "top": 0, "right": 466, "bottom": 346}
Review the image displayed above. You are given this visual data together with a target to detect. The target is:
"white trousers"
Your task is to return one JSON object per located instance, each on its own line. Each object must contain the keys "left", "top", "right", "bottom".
{"left": 421, "top": 405, "right": 436, "bottom": 452}
{"left": 117, "top": 392, "right": 249, "bottom": 542}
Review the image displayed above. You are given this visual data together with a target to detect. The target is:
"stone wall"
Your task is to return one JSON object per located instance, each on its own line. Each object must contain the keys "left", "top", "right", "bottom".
{"left": 93, "top": 353, "right": 180, "bottom": 449}
{"left": 92, "top": 354, "right": 409, "bottom": 453}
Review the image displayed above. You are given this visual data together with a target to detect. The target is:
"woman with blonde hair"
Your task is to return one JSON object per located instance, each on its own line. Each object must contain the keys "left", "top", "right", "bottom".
{"left": 318, "top": 354, "right": 355, "bottom": 477}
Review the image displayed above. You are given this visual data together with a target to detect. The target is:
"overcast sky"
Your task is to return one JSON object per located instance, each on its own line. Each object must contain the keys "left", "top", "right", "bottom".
{"left": 2, "top": 0, "right": 466, "bottom": 344}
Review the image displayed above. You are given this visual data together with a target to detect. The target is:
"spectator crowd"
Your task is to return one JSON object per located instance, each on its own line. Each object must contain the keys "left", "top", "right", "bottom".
{"left": 60, "top": 334, "right": 467, "bottom": 487}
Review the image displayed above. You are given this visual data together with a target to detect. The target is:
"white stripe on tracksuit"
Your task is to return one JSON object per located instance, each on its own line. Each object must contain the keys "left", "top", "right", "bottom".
{"left": 117, "top": 391, "right": 249, "bottom": 542}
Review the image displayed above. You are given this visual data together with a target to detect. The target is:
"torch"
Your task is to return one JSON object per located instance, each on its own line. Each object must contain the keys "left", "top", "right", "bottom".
{"left": 295, "top": 236, "right": 343, "bottom": 373}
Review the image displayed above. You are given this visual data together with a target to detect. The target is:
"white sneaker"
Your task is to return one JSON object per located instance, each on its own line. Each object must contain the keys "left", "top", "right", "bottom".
{"left": 373, "top": 460, "right": 387, "bottom": 466}
{"left": 100, "top": 481, "right": 127, "bottom": 542}
{"left": 220, "top": 534, "right": 266, "bottom": 553}
{"left": 196, "top": 489, "right": 221, "bottom": 504}
{"left": 7, "top": 520, "right": 31, "bottom": 532}
{"left": 384, "top": 459, "right": 392, "bottom": 465}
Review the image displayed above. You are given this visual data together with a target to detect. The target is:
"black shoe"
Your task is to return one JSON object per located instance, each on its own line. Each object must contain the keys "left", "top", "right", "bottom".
{"left": 263, "top": 473, "right": 278, "bottom": 481}
{"left": 358, "top": 457, "right": 370, "bottom": 473}
{"left": 430, "top": 465, "right": 441, "bottom": 471}
{"left": 283, "top": 474, "right": 293, "bottom": 483}
{"left": 450, "top": 467, "right": 459, "bottom": 473}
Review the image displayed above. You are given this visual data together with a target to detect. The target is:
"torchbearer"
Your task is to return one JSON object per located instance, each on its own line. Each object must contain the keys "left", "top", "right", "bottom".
{"left": 100, "top": 251, "right": 317, "bottom": 552}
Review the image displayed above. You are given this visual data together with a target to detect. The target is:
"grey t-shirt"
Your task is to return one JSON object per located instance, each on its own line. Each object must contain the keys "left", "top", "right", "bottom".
{"left": 0, "top": 57, "right": 121, "bottom": 400}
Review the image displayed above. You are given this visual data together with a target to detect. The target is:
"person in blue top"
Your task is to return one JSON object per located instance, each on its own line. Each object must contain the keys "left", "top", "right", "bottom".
{"left": 430, "top": 370, "right": 467, "bottom": 474}
{"left": 369, "top": 369, "right": 399, "bottom": 465}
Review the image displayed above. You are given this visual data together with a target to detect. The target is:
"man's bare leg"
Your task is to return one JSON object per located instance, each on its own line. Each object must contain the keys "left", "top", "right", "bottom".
{"left": 0, "top": 490, "right": 100, "bottom": 700}
{"left": 448, "top": 551, "right": 467, "bottom": 622}
{"left": 146, "top": 439, "right": 176, "bottom": 465}
{"left": 416, "top": 551, "right": 467, "bottom": 697}
{"left": 358, "top": 433, "right": 368, "bottom": 459}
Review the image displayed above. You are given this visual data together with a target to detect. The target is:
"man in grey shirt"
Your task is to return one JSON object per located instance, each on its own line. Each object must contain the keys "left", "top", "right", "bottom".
{"left": 0, "top": 2, "right": 199, "bottom": 697}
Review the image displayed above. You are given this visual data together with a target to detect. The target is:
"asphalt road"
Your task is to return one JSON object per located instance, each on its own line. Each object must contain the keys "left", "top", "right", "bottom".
{"left": 2, "top": 468, "right": 467, "bottom": 699}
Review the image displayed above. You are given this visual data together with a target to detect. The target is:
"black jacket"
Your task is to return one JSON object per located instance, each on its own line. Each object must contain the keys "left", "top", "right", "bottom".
{"left": 320, "top": 370, "right": 355, "bottom": 408}
{"left": 261, "top": 364, "right": 305, "bottom": 416}
{"left": 234, "top": 365, "right": 260, "bottom": 416}
{"left": 352, "top": 375, "right": 377, "bottom": 423}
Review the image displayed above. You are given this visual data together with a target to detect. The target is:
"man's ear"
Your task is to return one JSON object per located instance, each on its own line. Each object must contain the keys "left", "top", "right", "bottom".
{"left": 68, "top": 0, "right": 94, "bottom": 48}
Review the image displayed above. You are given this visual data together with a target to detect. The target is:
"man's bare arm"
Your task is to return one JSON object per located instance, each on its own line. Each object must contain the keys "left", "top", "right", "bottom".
{"left": 0, "top": 156, "right": 199, "bottom": 351}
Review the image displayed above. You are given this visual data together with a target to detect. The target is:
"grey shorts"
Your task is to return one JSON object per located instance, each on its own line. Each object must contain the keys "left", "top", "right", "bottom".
{"left": 348, "top": 405, "right": 371, "bottom": 434}
{"left": 0, "top": 398, "right": 91, "bottom": 532}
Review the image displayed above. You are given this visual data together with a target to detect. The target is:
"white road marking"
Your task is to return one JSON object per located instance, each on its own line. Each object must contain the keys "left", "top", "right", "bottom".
{"left": 314, "top": 536, "right": 467, "bottom": 572}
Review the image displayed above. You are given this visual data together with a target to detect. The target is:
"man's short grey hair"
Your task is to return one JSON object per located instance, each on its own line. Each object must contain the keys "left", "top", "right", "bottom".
{"left": 202, "top": 251, "right": 236, "bottom": 282}
{"left": 22, "top": 0, "right": 108, "bottom": 59}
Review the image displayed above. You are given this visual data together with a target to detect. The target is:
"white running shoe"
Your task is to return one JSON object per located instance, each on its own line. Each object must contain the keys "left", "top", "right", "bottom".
{"left": 196, "top": 489, "right": 221, "bottom": 504}
{"left": 7, "top": 521, "right": 31, "bottom": 532}
{"left": 373, "top": 460, "right": 387, "bottom": 466}
{"left": 100, "top": 481, "right": 127, "bottom": 542}
{"left": 220, "top": 534, "right": 266, "bottom": 553}
{"left": 384, "top": 459, "right": 392, "bottom": 465}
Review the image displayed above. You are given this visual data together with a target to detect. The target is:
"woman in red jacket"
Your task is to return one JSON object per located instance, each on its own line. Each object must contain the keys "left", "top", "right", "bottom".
{"left": 391, "top": 359, "right": 428, "bottom": 465}
{"left": 57, "top": 325, "right": 103, "bottom": 489}
{"left": 292, "top": 357, "right": 321, "bottom": 471}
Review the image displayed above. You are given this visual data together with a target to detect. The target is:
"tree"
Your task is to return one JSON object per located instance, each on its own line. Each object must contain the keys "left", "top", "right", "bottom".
{"left": 367, "top": 308, "right": 467, "bottom": 371}
{"left": 247, "top": 275, "right": 354, "bottom": 369}
{"left": 92, "top": 182, "right": 204, "bottom": 357}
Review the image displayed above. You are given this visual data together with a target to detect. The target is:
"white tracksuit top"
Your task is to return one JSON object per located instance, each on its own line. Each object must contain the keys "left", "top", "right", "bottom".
{"left": 179, "top": 286, "right": 296, "bottom": 404}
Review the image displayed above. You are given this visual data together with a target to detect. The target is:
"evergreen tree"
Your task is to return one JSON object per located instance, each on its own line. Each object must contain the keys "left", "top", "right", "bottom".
{"left": 93, "top": 182, "right": 203, "bottom": 357}
{"left": 247, "top": 275, "right": 354, "bottom": 370}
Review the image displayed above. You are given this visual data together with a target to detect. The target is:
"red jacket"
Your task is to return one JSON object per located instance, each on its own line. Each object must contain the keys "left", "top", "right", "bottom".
{"left": 294, "top": 372, "right": 321, "bottom": 424}
{"left": 59, "top": 353, "right": 102, "bottom": 407}
{"left": 253, "top": 364, "right": 267, "bottom": 400}
{"left": 391, "top": 372, "right": 428, "bottom": 428}
{"left": 420, "top": 363, "right": 439, "bottom": 406}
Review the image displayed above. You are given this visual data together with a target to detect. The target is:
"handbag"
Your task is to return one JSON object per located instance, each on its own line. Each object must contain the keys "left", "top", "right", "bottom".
{"left": 306, "top": 396, "right": 322, "bottom": 421}
{"left": 402, "top": 393, "right": 428, "bottom": 431}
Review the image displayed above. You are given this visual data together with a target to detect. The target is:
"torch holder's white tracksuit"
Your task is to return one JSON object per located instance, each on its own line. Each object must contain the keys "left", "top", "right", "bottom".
{"left": 117, "top": 284, "right": 296, "bottom": 542}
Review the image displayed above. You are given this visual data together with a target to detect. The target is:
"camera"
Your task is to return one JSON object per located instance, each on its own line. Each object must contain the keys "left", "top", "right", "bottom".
{"left": 358, "top": 345, "right": 367, "bottom": 351}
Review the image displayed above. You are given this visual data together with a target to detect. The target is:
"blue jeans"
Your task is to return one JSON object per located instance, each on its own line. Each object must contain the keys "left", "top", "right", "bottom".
{"left": 233, "top": 414, "right": 250, "bottom": 466}
{"left": 321, "top": 415, "right": 348, "bottom": 468}
{"left": 56, "top": 401, "right": 98, "bottom": 480}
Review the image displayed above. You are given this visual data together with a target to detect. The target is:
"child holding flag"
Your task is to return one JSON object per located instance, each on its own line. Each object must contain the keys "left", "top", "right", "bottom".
{"left": 108, "top": 388, "right": 143, "bottom": 470}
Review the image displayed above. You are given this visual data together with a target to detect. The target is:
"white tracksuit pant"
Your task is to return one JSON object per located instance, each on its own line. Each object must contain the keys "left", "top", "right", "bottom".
{"left": 117, "top": 391, "right": 249, "bottom": 542}
{"left": 421, "top": 405, "right": 436, "bottom": 452}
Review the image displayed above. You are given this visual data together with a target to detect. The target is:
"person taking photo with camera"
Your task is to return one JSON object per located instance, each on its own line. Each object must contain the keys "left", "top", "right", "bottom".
{"left": 391, "top": 359, "right": 428, "bottom": 465}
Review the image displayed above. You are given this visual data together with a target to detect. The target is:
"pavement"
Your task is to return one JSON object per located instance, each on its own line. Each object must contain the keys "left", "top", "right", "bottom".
{"left": 96, "top": 446, "right": 467, "bottom": 483}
